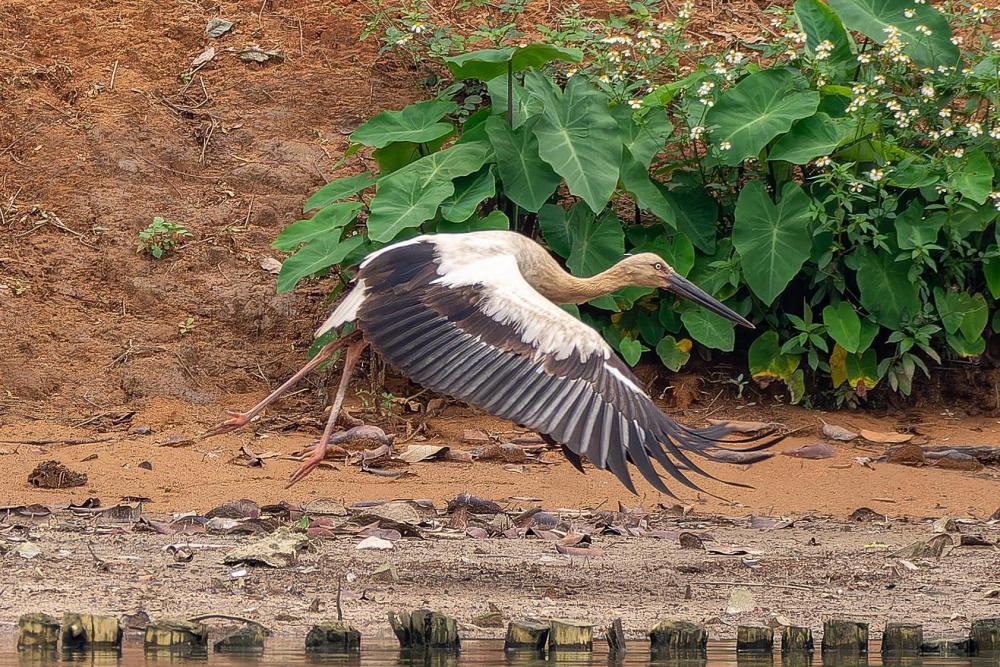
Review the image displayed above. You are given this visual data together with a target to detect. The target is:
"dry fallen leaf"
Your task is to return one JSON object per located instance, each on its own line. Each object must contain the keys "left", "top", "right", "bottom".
{"left": 782, "top": 443, "right": 835, "bottom": 459}
{"left": 821, "top": 423, "right": 858, "bottom": 441}
{"left": 259, "top": 256, "right": 282, "bottom": 274}
{"left": 356, "top": 536, "right": 394, "bottom": 550}
{"left": 397, "top": 444, "right": 449, "bottom": 463}
{"left": 860, "top": 429, "right": 913, "bottom": 444}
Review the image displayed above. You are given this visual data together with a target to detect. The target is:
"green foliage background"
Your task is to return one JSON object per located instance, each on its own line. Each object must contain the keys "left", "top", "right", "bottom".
{"left": 275, "top": 0, "right": 999, "bottom": 406}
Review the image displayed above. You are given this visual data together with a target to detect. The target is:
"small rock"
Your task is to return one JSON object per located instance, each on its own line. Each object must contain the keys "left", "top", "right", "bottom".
{"left": 886, "top": 444, "right": 927, "bottom": 466}
{"left": 138, "top": 461, "right": 153, "bottom": 471}
{"left": 259, "top": 256, "right": 282, "bottom": 274}
{"left": 932, "top": 516, "right": 958, "bottom": 533}
{"left": 678, "top": 532, "right": 704, "bottom": 549}
{"left": 356, "top": 536, "right": 394, "bottom": 551}
{"left": 131, "top": 425, "right": 153, "bottom": 435}
{"left": 782, "top": 443, "right": 835, "bottom": 459}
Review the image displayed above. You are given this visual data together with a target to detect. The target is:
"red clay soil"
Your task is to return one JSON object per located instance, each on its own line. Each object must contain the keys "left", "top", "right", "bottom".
{"left": 2, "top": 0, "right": 999, "bottom": 520}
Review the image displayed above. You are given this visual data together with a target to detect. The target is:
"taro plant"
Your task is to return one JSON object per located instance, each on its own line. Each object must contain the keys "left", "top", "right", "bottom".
{"left": 276, "top": 0, "right": 998, "bottom": 406}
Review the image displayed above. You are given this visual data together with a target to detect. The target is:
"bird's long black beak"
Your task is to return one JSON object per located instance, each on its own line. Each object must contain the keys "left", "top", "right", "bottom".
{"left": 665, "top": 273, "right": 755, "bottom": 329}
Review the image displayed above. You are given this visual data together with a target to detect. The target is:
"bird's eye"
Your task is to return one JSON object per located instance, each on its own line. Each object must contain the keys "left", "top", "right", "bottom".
{"left": 654, "top": 262, "right": 663, "bottom": 271}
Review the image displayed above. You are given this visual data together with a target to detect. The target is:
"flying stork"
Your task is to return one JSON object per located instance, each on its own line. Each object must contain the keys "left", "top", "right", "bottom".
{"left": 203, "top": 231, "right": 777, "bottom": 494}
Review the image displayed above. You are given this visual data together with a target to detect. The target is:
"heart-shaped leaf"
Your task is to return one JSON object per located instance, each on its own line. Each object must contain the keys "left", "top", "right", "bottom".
{"left": 934, "top": 287, "right": 988, "bottom": 340}
{"left": 440, "top": 166, "right": 496, "bottom": 222}
{"left": 350, "top": 100, "right": 458, "bottom": 148}
{"left": 896, "top": 202, "right": 943, "bottom": 250}
{"left": 655, "top": 335, "right": 692, "bottom": 371}
{"left": 948, "top": 149, "right": 994, "bottom": 205}
{"left": 533, "top": 76, "right": 622, "bottom": 213}
{"left": 661, "top": 187, "right": 718, "bottom": 253}
{"left": 733, "top": 181, "right": 813, "bottom": 306}
{"left": 486, "top": 116, "right": 561, "bottom": 212}
{"left": 850, "top": 246, "right": 920, "bottom": 327}
{"left": 273, "top": 202, "right": 363, "bottom": 252}
{"left": 444, "top": 43, "right": 582, "bottom": 82}
{"left": 749, "top": 330, "right": 802, "bottom": 397}
{"left": 620, "top": 154, "right": 676, "bottom": 228}
{"left": 768, "top": 113, "right": 856, "bottom": 164}
{"left": 681, "top": 306, "right": 735, "bottom": 352}
{"left": 304, "top": 172, "right": 376, "bottom": 212}
{"left": 538, "top": 204, "right": 571, "bottom": 258}
{"left": 614, "top": 105, "right": 673, "bottom": 169}
{"left": 366, "top": 142, "right": 490, "bottom": 242}
{"left": 822, "top": 301, "right": 862, "bottom": 353}
{"left": 795, "top": 0, "right": 855, "bottom": 67}
{"left": 276, "top": 234, "right": 365, "bottom": 293}
{"left": 566, "top": 206, "right": 625, "bottom": 277}
{"left": 437, "top": 209, "right": 509, "bottom": 234}
{"left": 707, "top": 69, "right": 820, "bottom": 166}
{"left": 827, "top": 0, "right": 960, "bottom": 69}
{"left": 618, "top": 337, "right": 647, "bottom": 367}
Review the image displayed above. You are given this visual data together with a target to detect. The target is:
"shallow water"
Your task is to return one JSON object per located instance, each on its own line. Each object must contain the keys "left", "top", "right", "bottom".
{"left": 5, "top": 641, "right": 995, "bottom": 666}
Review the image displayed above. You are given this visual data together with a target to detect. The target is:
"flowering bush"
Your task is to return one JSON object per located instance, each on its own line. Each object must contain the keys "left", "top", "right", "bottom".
{"left": 279, "top": 0, "right": 998, "bottom": 405}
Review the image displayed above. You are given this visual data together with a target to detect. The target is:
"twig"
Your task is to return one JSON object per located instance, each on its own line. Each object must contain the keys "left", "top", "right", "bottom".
{"left": 187, "top": 613, "right": 271, "bottom": 631}
{"left": 0, "top": 436, "right": 112, "bottom": 446}
{"left": 109, "top": 60, "right": 119, "bottom": 91}
{"left": 698, "top": 580, "right": 820, "bottom": 592}
{"left": 87, "top": 543, "right": 109, "bottom": 571}
{"left": 336, "top": 576, "right": 344, "bottom": 621}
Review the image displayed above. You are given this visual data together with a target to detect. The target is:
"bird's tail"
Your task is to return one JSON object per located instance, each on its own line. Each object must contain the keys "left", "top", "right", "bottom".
{"left": 315, "top": 280, "right": 367, "bottom": 338}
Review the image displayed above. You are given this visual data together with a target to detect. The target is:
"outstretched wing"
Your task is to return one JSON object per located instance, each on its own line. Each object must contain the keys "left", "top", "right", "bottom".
{"left": 351, "top": 234, "right": 776, "bottom": 496}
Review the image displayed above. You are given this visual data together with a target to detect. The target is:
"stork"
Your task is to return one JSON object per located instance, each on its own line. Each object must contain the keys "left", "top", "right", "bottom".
{"left": 203, "top": 231, "right": 777, "bottom": 494}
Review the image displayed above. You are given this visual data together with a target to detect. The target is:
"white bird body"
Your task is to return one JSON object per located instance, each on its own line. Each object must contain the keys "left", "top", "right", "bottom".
{"left": 305, "top": 230, "right": 774, "bottom": 495}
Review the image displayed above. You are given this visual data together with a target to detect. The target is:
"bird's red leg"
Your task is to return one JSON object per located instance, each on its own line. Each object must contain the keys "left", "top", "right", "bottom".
{"left": 199, "top": 332, "right": 358, "bottom": 439}
{"left": 286, "top": 338, "right": 368, "bottom": 487}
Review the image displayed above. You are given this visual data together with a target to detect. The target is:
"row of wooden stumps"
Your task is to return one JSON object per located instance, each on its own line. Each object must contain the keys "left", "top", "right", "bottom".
{"left": 17, "top": 612, "right": 1000, "bottom": 658}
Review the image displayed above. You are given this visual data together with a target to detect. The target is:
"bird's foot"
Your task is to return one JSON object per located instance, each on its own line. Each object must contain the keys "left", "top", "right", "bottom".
{"left": 200, "top": 410, "right": 252, "bottom": 439}
{"left": 286, "top": 443, "right": 328, "bottom": 488}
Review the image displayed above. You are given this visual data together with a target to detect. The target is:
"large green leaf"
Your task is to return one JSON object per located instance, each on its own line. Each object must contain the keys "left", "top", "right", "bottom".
{"left": 437, "top": 209, "right": 509, "bottom": 234}
{"left": 613, "top": 105, "right": 673, "bottom": 169}
{"left": 366, "top": 142, "right": 490, "bottom": 242}
{"left": 850, "top": 246, "right": 920, "bottom": 327}
{"left": 822, "top": 301, "right": 862, "bottom": 353}
{"left": 620, "top": 154, "right": 676, "bottom": 228}
{"left": 276, "top": 234, "right": 365, "bottom": 293}
{"left": 566, "top": 206, "right": 625, "bottom": 277}
{"left": 440, "top": 166, "right": 496, "bottom": 222}
{"left": 304, "top": 172, "right": 376, "bottom": 212}
{"left": 681, "top": 307, "right": 735, "bottom": 352}
{"left": 444, "top": 43, "right": 583, "bottom": 82}
{"left": 826, "top": 0, "right": 960, "bottom": 69}
{"left": 948, "top": 149, "right": 994, "bottom": 205}
{"left": 273, "top": 202, "right": 363, "bottom": 252}
{"left": 618, "top": 337, "right": 647, "bottom": 367}
{"left": 655, "top": 335, "right": 692, "bottom": 371}
{"left": 706, "top": 70, "right": 820, "bottom": 166}
{"left": 795, "top": 0, "right": 855, "bottom": 66}
{"left": 895, "top": 200, "right": 942, "bottom": 249}
{"left": 661, "top": 187, "right": 718, "bottom": 253}
{"left": 768, "top": 113, "right": 856, "bottom": 164}
{"left": 533, "top": 76, "right": 622, "bottom": 213}
{"left": 486, "top": 116, "right": 561, "bottom": 212}
{"left": 538, "top": 204, "right": 571, "bottom": 257}
{"left": 732, "top": 181, "right": 813, "bottom": 306}
{"left": 748, "top": 330, "right": 802, "bottom": 393}
{"left": 486, "top": 75, "right": 543, "bottom": 129}
{"left": 350, "top": 100, "right": 458, "bottom": 148}
{"left": 934, "top": 287, "right": 988, "bottom": 340}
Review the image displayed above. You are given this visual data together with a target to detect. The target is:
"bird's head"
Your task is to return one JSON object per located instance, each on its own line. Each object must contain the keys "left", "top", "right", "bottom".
{"left": 619, "top": 252, "right": 754, "bottom": 329}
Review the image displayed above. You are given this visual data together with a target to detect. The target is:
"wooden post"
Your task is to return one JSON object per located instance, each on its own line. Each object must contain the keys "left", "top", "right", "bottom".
{"left": 649, "top": 620, "right": 708, "bottom": 655}
{"left": 882, "top": 623, "right": 922, "bottom": 655}
{"left": 504, "top": 621, "right": 549, "bottom": 651}
{"left": 143, "top": 620, "right": 208, "bottom": 652}
{"left": 215, "top": 623, "right": 268, "bottom": 653}
{"left": 305, "top": 622, "right": 361, "bottom": 653}
{"left": 61, "top": 613, "right": 123, "bottom": 650}
{"left": 17, "top": 613, "right": 60, "bottom": 650}
{"left": 737, "top": 625, "right": 774, "bottom": 652}
{"left": 781, "top": 626, "right": 813, "bottom": 653}
{"left": 921, "top": 638, "right": 971, "bottom": 656}
{"left": 970, "top": 618, "right": 1000, "bottom": 653}
{"left": 606, "top": 617, "right": 626, "bottom": 658}
{"left": 821, "top": 620, "right": 868, "bottom": 654}
{"left": 388, "top": 609, "right": 460, "bottom": 650}
{"left": 548, "top": 619, "right": 593, "bottom": 652}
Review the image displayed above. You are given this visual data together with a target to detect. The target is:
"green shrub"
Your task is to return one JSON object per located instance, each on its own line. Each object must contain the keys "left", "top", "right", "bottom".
{"left": 277, "top": 0, "right": 998, "bottom": 406}
{"left": 137, "top": 217, "right": 191, "bottom": 259}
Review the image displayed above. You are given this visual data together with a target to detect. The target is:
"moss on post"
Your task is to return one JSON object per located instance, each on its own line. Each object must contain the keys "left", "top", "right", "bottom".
{"left": 970, "top": 618, "right": 1000, "bottom": 653}
{"left": 17, "top": 613, "right": 60, "bottom": 650}
{"left": 882, "top": 623, "right": 922, "bottom": 655}
{"left": 821, "top": 620, "right": 868, "bottom": 654}
{"left": 305, "top": 622, "right": 361, "bottom": 653}
{"left": 215, "top": 623, "right": 268, "bottom": 653}
{"left": 504, "top": 621, "right": 549, "bottom": 651}
{"left": 606, "top": 617, "right": 626, "bottom": 657}
{"left": 737, "top": 625, "right": 774, "bottom": 652}
{"left": 388, "top": 609, "right": 459, "bottom": 650}
{"left": 548, "top": 620, "right": 593, "bottom": 652}
{"left": 61, "top": 613, "right": 123, "bottom": 650}
{"left": 649, "top": 620, "right": 708, "bottom": 655}
{"left": 921, "top": 638, "right": 971, "bottom": 656}
{"left": 781, "top": 626, "right": 814, "bottom": 653}
{"left": 143, "top": 620, "right": 208, "bottom": 651}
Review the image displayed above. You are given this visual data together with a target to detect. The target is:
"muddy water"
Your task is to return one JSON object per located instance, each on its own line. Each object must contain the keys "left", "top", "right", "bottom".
{"left": 3, "top": 641, "right": 994, "bottom": 666}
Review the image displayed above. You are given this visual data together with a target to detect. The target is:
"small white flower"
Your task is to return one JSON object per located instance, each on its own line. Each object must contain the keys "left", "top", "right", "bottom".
{"left": 942, "top": 127, "right": 954, "bottom": 137}
{"left": 697, "top": 81, "right": 715, "bottom": 96}
{"left": 939, "top": 107, "right": 951, "bottom": 118}
{"left": 850, "top": 182, "right": 864, "bottom": 193}
{"left": 815, "top": 156, "right": 833, "bottom": 167}
{"left": 395, "top": 33, "right": 412, "bottom": 45}
{"left": 990, "top": 126, "right": 1000, "bottom": 140}
{"left": 725, "top": 50, "right": 746, "bottom": 65}
{"left": 714, "top": 63, "right": 728, "bottom": 75}
{"left": 967, "top": 122, "right": 983, "bottom": 137}
{"left": 719, "top": 140, "right": 732, "bottom": 151}
{"left": 857, "top": 53, "right": 871, "bottom": 64}
{"left": 815, "top": 39, "right": 834, "bottom": 60}
{"left": 874, "top": 75, "right": 886, "bottom": 85}
{"left": 936, "top": 185, "right": 948, "bottom": 194}
{"left": 915, "top": 24, "right": 932, "bottom": 35}
{"left": 904, "top": 8, "right": 916, "bottom": 17}
{"left": 657, "top": 20, "right": 674, "bottom": 30}
{"left": 629, "top": 99, "right": 643, "bottom": 110}
{"left": 920, "top": 82, "right": 935, "bottom": 98}
{"left": 867, "top": 168, "right": 885, "bottom": 182}
{"left": 690, "top": 125, "right": 706, "bottom": 140}
{"left": 950, "top": 36, "right": 962, "bottom": 45}
{"left": 952, "top": 148, "right": 964, "bottom": 158}
{"left": 816, "top": 77, "right": 826, "bottom": 87}
{"left": 649, "top": 37, "right": 662, "bottom": 49}
{"left": 992, "top": 39, "right": 1000, "bottom": 50}
{"left": 408, "top": 21, "right": 426, "bottom": 33}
